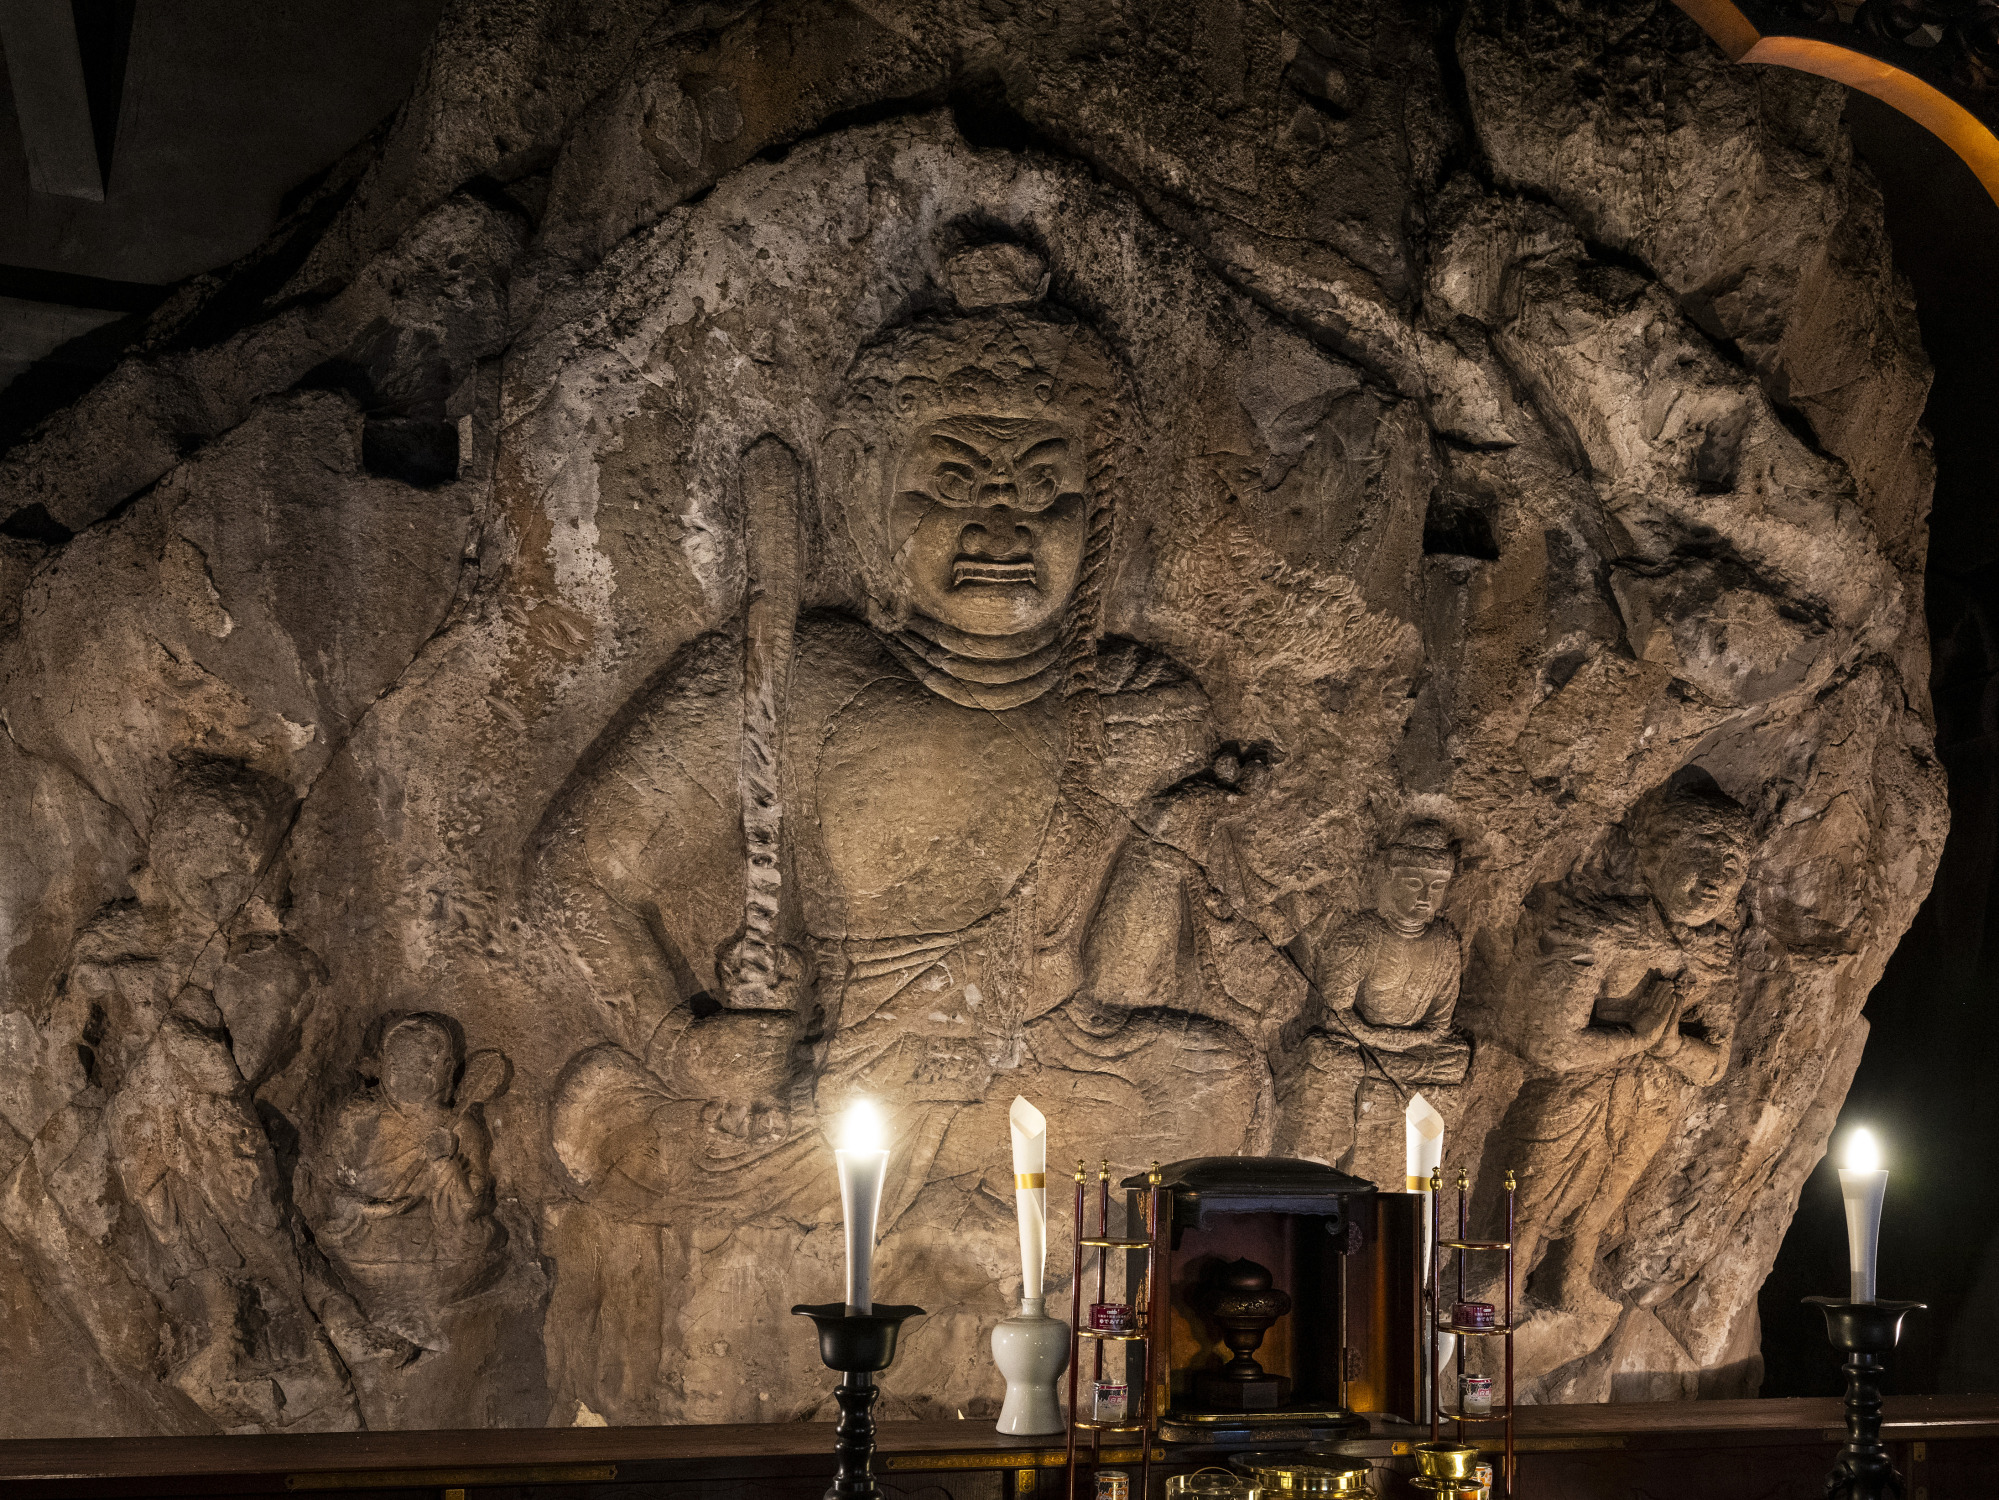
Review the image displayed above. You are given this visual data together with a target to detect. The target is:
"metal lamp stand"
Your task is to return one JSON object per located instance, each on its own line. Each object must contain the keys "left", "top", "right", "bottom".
{"left": 794, "top": 1302, "right": 927, "bottom": 1500}
{"left": 1801, "top": 1297, "right": 1925, "bottom": 1500}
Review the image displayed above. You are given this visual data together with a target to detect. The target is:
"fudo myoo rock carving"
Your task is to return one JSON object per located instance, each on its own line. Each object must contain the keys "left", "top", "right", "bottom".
{"left": 0, "top": 0, "right": 1945, "bottom": 1431}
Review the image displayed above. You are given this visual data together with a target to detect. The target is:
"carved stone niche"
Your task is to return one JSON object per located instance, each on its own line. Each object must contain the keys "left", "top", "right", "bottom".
{"left": 0, "top": 0, "right": 1944, "bottom": 1435}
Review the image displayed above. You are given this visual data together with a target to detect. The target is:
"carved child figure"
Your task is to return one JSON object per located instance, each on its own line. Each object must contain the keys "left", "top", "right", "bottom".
{"left": 1492, "top": 780, "right": 1751, "bottom": 1378}
{"left": 313, "top": 1015, "right": 511, "bottom": 1343}
{"left": 1275, "top": 821, "right": 1469, "bottom": 1172}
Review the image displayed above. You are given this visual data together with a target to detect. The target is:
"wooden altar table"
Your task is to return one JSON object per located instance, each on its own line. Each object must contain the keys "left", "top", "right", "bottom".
{"left": 0, "top": 1396, "right": 1994, "bottom": 1499}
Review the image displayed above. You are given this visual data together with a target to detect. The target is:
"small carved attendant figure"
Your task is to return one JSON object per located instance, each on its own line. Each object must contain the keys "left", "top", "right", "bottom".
{"left": 1493, "top": 781, "right": 1750, "bottom": 1375}
{"left": 314, "top": 1015, "right": 511, "bottom": 1340}
{"left": 1274, "top": 821, "right": 1469, "bottom": 1169}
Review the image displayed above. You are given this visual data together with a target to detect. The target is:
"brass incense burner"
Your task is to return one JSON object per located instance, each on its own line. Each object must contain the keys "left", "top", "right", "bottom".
{"left": 1410, "top": 1442, "right": 1481, "bottom": 1497}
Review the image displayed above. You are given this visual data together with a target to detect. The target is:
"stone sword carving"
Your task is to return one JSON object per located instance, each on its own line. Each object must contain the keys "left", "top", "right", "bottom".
{"left": 733, "top": 436, "right": 803, "bottom": 1009}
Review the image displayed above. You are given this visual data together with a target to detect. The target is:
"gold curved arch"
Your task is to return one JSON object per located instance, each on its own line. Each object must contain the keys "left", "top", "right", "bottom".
{"left": 1674, "top": 0, "right": 1999, "bottom": 205}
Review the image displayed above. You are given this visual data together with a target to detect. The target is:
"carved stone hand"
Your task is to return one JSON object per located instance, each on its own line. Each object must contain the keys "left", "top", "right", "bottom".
{"left": 1634, "top": 979, "right": 1683, "bottom": 1047}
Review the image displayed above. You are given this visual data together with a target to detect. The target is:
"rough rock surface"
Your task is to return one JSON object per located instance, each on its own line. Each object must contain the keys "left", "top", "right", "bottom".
{"left": 0, "top": 0, "right": 1945, "bottom": 1431}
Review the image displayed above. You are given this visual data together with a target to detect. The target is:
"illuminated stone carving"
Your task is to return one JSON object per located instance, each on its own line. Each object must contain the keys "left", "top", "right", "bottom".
{"left": 0, "top": 0, "right": 1946, "bottom": 1433}
{"left": 310, "top": 1015, "right": 511, "bottom": 1340}
{"left": 1489, "top": 782, "right": 1752, "bottom": 1390}
{"left": 540, "top": 281, "right": 1274, "bottom": 1248}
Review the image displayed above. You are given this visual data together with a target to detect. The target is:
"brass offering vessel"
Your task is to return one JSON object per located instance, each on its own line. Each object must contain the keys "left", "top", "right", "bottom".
{"left": 1410, "top": 1441, "right": 1481, "bottom": 1496}
{"left": 1226, "top": 1453, "right": 1372, "bottom": 1497}
{"left": 1164, "top": 1469, "right": 1257, "bottom": 1500}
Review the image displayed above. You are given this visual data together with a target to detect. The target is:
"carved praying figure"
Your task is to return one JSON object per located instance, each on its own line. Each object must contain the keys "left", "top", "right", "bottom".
{"left": 1273, "top": 820, "right": 1469, "bottom": 1172}
{"left": 312, "top": 1015, "right": 511, "bottom": 1341}
{"left": 535, "top": 242, "right": 1288, "bottom": 1271}
{"left": 1490, "top": 779, "right": 1751, "bottom": 1377}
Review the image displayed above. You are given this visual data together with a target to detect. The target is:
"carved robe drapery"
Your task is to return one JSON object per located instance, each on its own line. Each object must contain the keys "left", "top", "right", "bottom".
{"left": 539, "top": 617, "right": 1295, "bottom": 1232}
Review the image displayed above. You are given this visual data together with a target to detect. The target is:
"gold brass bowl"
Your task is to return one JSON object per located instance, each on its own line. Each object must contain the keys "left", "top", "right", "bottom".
{"left": 1226, "top": 1454, "right": 1372, "bottom": 1496}
{"left": 1166, "top": 1471, "right": 1250, "bottom": 1500}
{"left": 1412, "top": 1443, "right": 1478, "bottom": 1481}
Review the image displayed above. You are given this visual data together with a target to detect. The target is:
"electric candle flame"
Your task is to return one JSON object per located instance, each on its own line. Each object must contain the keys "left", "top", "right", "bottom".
{"left": 840, "top": 1097, "right": 886, "bottom": 1153}
{"left": 1837, "top": 1125, "right": 1888, "bottom": 1304}
{"left": 834, "top": 1098, "right": 889, "bottom": 1315}
{"left": 1844, "top": 1127, "right": 1880, "bottom": 1173}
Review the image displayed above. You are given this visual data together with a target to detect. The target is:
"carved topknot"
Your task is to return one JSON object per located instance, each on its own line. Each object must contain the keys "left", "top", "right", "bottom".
{"left": 1385, "top": 819, "right": 1459, "bottom": 865}
{"left": 942, "top": 243, "right": 1050, "bottom": 310}
{"left": 1637, "top": 779, "right": 1753, "bottom": 849}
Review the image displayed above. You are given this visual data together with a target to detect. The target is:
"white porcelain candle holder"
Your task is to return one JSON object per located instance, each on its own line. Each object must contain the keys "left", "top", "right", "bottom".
{"left": 992, "top": 1295, "right": 1070, "bottom": 1434}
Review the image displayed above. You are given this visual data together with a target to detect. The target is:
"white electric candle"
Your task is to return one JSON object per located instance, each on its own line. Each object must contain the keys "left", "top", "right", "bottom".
{"left": 1838, "top": 1127, "right": 1888, "bottom": 1304}
{"left": 1406, "top": 1092, "right": 1453, "bottom": 1414}
{"left": 1406, "top": 1093, "right": 1444, "bottom": 1192}
{"left": 836, "top": 1098, "right": 890, "bottom": 1315}
{"left": 1009, "top": 1097, "right": 1048, "bottom": 1309}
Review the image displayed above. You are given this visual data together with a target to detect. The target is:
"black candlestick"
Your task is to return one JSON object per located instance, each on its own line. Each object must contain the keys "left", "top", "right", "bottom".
{"left": 793, "top": 1302, "right": 926, "bottom": 1500}
{"left": 1803, "top": 1297, "right": 1925, "bottom": 1500}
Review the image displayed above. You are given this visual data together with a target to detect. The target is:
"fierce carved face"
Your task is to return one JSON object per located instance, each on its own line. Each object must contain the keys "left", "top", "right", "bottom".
{"left": 887, "top": 414, "right": 1088, "bottom": 638}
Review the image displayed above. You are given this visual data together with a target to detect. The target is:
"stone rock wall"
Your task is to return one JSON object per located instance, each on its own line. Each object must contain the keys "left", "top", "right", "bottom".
{"left": 0, "top": 0, "right": 1945, "bottom": 1432}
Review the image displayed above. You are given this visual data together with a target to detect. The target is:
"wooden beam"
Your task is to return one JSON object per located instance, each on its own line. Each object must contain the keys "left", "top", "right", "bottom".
{"left": 1672, "top": 0, "right": 1999, "bottom": 208}
{"left": 0, "top": 0, "right": 104, "bottom": 200}
{"left": 1744, "top": 34, "right": 1999, "bottom": 208}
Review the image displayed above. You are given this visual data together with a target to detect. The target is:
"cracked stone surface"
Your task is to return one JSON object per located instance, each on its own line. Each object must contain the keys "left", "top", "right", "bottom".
{"left": 0, "top": 0, "right": 1946, "bottom": 1432}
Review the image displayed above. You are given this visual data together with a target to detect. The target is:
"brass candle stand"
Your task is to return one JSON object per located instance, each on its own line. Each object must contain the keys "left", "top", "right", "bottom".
{"left": 1063, "top": 1160, "right": 1164, "bottom": 1500}
{"left": 1802, "top": 1296, "right": 1925, "bottom": 1500}
{"left": 1423, "top": 1166, "right": 1515, "bottom": 1497}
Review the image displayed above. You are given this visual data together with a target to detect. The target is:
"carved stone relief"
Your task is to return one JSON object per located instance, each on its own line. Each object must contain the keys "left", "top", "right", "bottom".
{"left": 306, "top": 1016, "right": 511, "bottom": 1341}
{"left": 0, "top": 0, "right": 1948, "bottom": 1432}
{"left": 1482, "top": 781, "right": 1753, "bottom": 1388}
{"left": 1274, "top": 819, "right": 1470, "bottom": 1184}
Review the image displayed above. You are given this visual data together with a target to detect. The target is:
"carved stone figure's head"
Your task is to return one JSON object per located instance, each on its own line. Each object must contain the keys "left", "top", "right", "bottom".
{"left": 1375, "top": 821, "right": 1459, "bottom": 936}
{"left": 888, "top": 406, "right": 1089, "bottom": 639}
{"left": 148, "top": 759, "right": 295, "bottom": 926}
{"left": 380, "top": 1014, "right": 457, "bottom": 1108}
{"left": 1633, "top": 784, "right": 1752, "bottom": 929}
{"left": 830, "top": 258, "right": 1121, "bottom": 667}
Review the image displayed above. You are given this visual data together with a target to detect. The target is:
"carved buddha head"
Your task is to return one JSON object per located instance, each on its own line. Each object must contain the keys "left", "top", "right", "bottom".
{"left": 1634, "top": 784, "right": 1751, "bottom": 929}
{"left": 830, "top": 248, "right": 1122, "bottom": 685}
{"left": 1375, "top": 821, "right": 1459, "bottom": 937}
{"left": 380, "top": 1014, "right": 458, "bottom": 1109}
